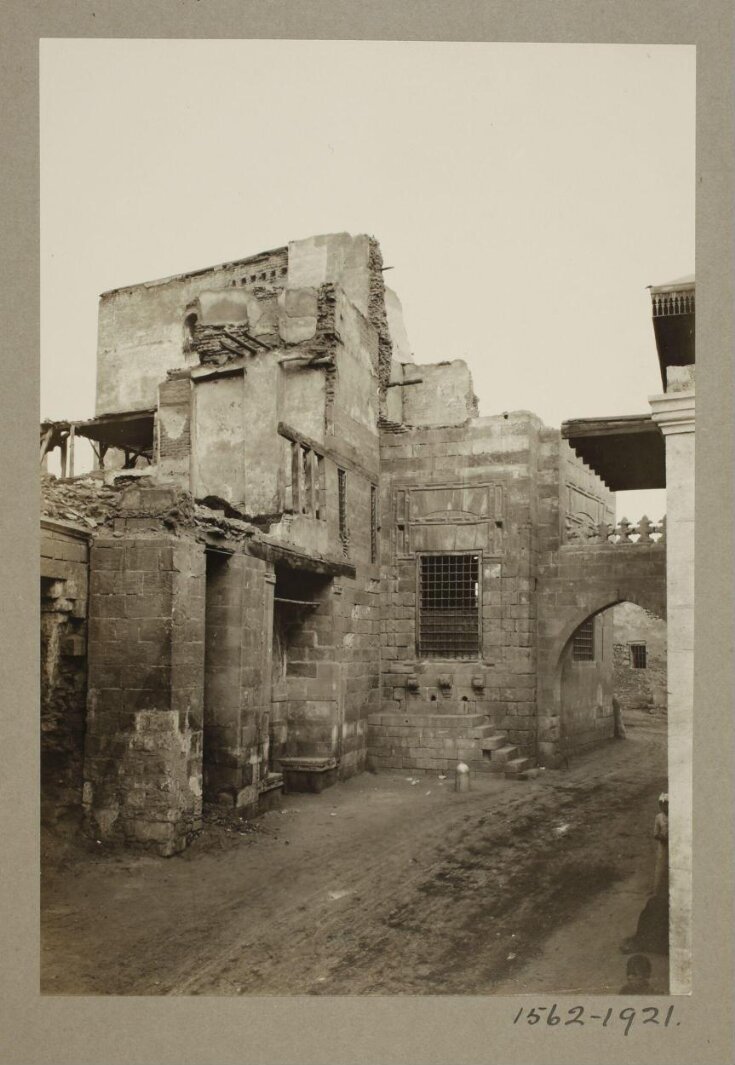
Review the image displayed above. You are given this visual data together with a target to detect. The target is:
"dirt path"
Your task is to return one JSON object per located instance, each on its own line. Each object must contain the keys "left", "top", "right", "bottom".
{"left": 41, "top": 714, "right": 667, "bottom": 996}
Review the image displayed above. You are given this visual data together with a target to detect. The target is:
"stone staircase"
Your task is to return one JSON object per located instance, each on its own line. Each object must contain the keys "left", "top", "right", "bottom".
{"left": 367, "top": 710, "right": 537, "bottom": 781}
{"left": 470, "top": 721, "right": 535, "bottom": 779}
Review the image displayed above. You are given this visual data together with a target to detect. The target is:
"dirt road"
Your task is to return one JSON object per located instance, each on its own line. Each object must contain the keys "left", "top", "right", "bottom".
{"left": 41, "top": 712, "right": 668, "bottom": 996}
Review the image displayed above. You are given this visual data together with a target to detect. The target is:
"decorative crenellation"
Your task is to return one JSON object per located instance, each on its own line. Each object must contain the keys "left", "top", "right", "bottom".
{"left": 566, "top": 514, "right": 666, "bottom": 545}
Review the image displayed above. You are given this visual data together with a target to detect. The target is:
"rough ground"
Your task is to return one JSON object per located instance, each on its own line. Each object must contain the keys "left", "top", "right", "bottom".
{"left": 41, "top": 712, "right": 668, "bottom": 996}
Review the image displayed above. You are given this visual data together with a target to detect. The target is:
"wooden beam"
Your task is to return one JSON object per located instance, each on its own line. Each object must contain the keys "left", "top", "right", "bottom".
{"left": 39, "top": 428, "right": 53, "bottom": 464}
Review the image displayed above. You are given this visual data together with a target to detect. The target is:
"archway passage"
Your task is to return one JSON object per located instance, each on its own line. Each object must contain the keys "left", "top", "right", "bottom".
{"left": 557, "top": 601, "right": 666, "bottom": 759}
{"left": 536, "top": 541, "right": 666, "bottom": 765}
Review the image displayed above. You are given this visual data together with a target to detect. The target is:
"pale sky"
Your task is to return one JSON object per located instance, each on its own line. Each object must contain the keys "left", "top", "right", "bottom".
{"left": 40, "top": 40, "right": 695, "bottom": 520}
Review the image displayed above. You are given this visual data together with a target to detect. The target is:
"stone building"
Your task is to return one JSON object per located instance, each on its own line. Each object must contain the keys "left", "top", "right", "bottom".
{"left": 39, "top": 232, "right": 669, "bottom": 858}
{"left": 612, "top": 601, "right": 667, "bottom": 713}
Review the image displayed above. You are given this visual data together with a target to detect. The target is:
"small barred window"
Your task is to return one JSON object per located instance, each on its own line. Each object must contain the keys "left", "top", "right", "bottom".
{"left": 572, "top": 618, "right": 595, "bottom": 661}
{"left": 630, "top": 643, "right": 647, "bottom": 669}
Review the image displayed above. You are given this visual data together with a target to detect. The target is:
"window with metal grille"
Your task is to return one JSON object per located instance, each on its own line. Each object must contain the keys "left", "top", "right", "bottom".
{"left": 337, "top": 468, "right": 348, "bottom": 555}
{"left": 572, "top": 618, "right": 595, "bottom": 661}
{"left": 418, "top": 553, "right": 480, "bottom": 658}
{"left": 370, "top": 484, "right": 378, "bottom": 564}
{"left": 630, "top": 643, "right": 647, "bottom": 669}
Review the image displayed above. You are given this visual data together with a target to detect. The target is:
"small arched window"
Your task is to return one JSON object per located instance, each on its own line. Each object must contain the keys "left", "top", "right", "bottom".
{"left": 183, "top": 311, "right": 198, "bottom": 354}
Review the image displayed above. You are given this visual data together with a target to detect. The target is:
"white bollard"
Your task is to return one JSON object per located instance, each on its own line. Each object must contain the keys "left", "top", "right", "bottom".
{"left": 455, "top": 761, "right": 471, "bottom": 792}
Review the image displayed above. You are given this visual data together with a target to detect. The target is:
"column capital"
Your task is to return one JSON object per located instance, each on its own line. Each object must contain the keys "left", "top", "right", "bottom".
{"left": 649, "top": 390, "right": 695, "bottom": 435}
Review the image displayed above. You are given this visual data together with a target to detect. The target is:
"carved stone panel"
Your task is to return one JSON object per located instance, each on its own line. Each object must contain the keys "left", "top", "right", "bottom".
{"left": 394, "top": 482, "right": 504, "bottom": 558}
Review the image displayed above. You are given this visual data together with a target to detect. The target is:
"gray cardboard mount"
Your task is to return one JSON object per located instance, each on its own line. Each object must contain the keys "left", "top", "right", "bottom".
{"left": 0, "top": 2, "right": 732, "bottom": 1063}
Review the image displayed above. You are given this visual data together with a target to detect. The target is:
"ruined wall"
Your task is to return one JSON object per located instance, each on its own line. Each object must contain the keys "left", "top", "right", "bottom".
{"left": 287, "top": 233, "right": 372, "bottom": 317}
{"left": 96, "top": 248, "right": 289, "bottom": 415}
{"left": 40, "top": 521, "right": 90, "bottom": 827}
{"left": 268, "top": 324, "right": 381, "bottom": 779}
{"left": 84, "top": 534, "right": 206, "bottom": 855}
{"left": 157, "top": 375, "right": 193, "bottom": 483}
{"left": 612, "top": 602, "right": 667, "bottom": 712}
{"left": 402, "top": 360, "right": 478, "bottom": 428}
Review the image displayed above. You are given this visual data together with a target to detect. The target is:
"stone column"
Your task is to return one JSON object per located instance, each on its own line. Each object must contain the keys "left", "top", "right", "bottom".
{"left": 650, "top": 383, "right": 695, "bottom": 994}
{"left": 83, "top": 534, "right": 206, "bottom": 856}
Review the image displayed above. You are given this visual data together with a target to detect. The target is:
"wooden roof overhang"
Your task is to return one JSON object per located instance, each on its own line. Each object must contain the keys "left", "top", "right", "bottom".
{"left": 561, "top": 413, "right": 666, "bottom": 491}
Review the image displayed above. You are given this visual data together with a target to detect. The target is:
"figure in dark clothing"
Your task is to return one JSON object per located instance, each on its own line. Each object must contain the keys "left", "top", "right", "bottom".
{"left": 619, "top": 954, "right": 652, "bottom": 995}
{"left": 621, "top": 793, "right": 670, "bottom": 955}
{"left": 621, "top": 893, "right": 669, "bottom": 954}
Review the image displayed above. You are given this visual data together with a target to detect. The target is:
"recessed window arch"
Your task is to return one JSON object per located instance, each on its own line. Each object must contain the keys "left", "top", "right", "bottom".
{"left": 183, "top": 311, "right": 199, "bottom": 354}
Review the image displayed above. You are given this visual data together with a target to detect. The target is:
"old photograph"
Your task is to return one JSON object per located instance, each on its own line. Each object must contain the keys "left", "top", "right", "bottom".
{"left": 39, "top": 39, "right": 695, "bottom": 998}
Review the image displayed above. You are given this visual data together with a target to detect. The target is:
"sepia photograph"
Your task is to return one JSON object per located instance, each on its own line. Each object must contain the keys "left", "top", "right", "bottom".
{"left": 37, "top": 37, "right": 697, "bottom": 1003}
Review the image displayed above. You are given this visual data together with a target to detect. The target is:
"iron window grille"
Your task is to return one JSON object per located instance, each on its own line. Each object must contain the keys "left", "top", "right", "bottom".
{"left": 417, "top": 553, "right": 480, "bottom": 658}
{"left": 572, "top": 618, "right": 595, "bottom": 661}
{"left": 630, "top": 643, "right": 647, "bottom": 669}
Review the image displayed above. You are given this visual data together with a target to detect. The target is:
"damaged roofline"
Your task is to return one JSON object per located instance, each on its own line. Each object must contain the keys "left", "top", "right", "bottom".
{"left": 98, "top": 245, "right": 290, "bottom": 299}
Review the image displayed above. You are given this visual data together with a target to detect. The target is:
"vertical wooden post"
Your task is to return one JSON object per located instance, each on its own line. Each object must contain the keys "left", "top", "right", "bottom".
{"left": 59, "top": 435, "right": 68, "bottom": 479}
{"left": 68, "top": 424, "right": 76, "bottom": 479}
{"left": 291, "top": 441, "right": 301, "bottom": 513}
{"left": 306, "top": 448, "right": 317, "bottom": 516}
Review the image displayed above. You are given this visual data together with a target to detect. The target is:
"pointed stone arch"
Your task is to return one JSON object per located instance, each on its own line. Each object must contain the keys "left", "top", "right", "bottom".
{"left": 536, "top": 542, "right": 666, "bottom": 765}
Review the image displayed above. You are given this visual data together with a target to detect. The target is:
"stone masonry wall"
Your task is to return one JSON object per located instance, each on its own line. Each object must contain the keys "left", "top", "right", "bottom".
{"left": 203, "top": 550, "right": 274, "bottom": 809}
{"left": 612, "top": 598, "right": 667, "bottom": 712}
{"left": 376, "top": 411, "right": 546, "bottom": 761}
{"left": 84, "top": 535, "right": 205, "bottom": 855}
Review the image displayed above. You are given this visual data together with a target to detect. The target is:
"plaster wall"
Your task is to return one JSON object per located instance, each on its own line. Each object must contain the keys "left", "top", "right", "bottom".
{"left": 191, "top": 372, "right": 246, "bottom": 506}
{"left": 402, "top": 360, "right": 477, "bottom": 428}
{"left": 96, "top": 248, "right": 288, "bottom": 415}
{"left": 287, "top": 233, "right": 372, "bottom": 317}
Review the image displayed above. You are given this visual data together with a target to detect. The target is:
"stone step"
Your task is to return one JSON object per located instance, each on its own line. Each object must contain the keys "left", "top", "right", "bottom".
{"left": 504, "top": 757, "right": 532, "bottom": 777}
{"left": 469, "top": 724, "right": 494, "bottom": 739}
{"left": 489, "top": 744, "right": 519, "bottom": 764}
{"left": 480, "top": 734, "right": 509, "bottom": 752}
{"left": 369, "top": 712, "right": 490, "bottom": 729}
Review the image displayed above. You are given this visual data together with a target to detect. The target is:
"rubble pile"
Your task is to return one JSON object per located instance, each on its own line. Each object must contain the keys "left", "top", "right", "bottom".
{"left": 41, "top": 473, "right": 122, "bottom": 529}
{"left": 192, "top": 501, "right": 258, "bottom": 543}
